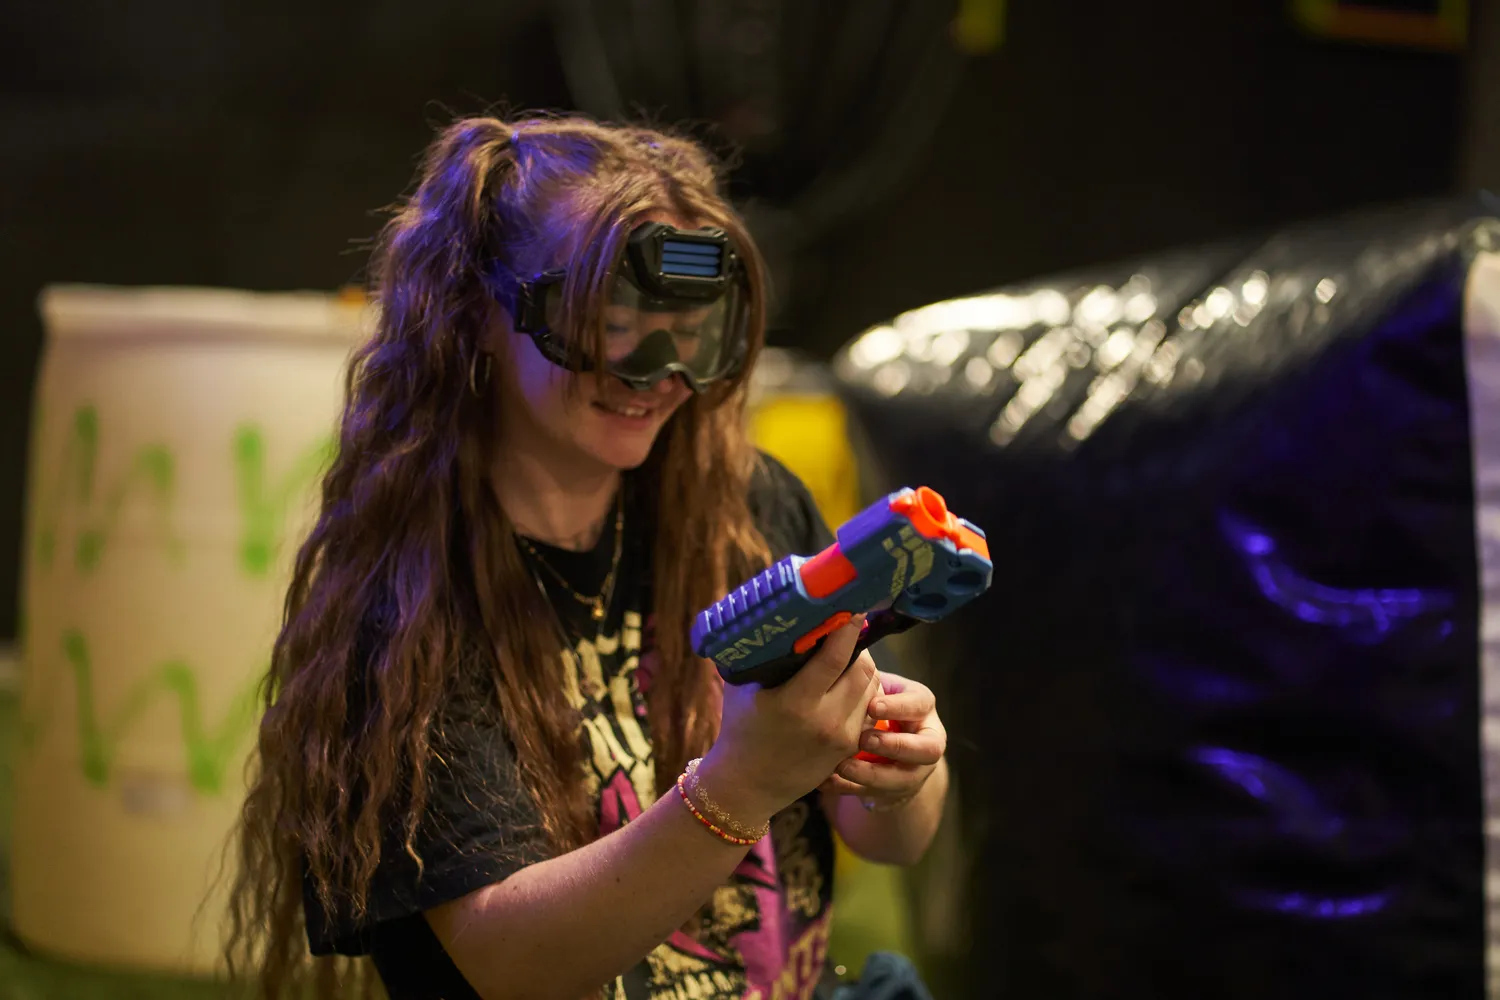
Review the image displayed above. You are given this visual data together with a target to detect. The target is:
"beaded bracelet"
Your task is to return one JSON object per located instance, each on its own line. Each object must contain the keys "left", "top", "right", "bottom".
{"left": 675, "top": 763, "right": 768, "bottom": 847}
{"left": 684, "top": 758, "right": 766, "bottom": 843}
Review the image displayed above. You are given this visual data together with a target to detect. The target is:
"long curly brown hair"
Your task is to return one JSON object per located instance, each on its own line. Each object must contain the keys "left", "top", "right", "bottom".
{"left": 224, "top": 114, "right": 774, "bottom": 999}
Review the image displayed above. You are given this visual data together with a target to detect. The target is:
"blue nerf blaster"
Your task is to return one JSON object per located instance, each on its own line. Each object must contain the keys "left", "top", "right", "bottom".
{"left": 690, "top": 486, "right": 993, "bottom": 691}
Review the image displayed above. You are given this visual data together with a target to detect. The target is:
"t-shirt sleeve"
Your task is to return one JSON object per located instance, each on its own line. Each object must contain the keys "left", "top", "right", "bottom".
{"left": 303, "top": 630, "right": 552, "bottom": 956}
{"left": 748, "top": 450, "right": 837, "bottom": 559}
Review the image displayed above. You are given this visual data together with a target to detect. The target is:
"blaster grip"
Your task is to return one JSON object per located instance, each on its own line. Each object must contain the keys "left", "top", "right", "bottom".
{"left": 723, "top": 608, "right": 922, "bottom": 690}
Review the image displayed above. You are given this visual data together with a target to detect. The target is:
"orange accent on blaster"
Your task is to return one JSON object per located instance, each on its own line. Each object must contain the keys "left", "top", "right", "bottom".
{"left": 952, "top": 522, "right": 990, "bottom": 561}
{"left": 799, "top": 542, "right": 857, "bottom": 598}
{"left": 891, "top": 486, "right": 990, "bottom": 559}
{"left": 889, "top": 486, "right": 950, "bottom": 540}
{"left": 793, "top": 610, "right": 853, "bottom": 654}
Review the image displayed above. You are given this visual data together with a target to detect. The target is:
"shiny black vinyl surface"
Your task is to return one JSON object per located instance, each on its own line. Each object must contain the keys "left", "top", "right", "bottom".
{"left": 833, "top": 198, "right": 1500, "bottom": 999}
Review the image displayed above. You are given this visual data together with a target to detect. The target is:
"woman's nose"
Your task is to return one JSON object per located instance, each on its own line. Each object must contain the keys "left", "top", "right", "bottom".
{"left": 650, "top": 373, "right": 684, "bottom": 395}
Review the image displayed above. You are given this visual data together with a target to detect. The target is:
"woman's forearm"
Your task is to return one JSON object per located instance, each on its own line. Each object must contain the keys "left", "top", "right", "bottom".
{"left": 425, "top": 755, "right": 775, "bottom": 1000}
{"left": 831, "top": 756, "right": 949, "bottom": 866}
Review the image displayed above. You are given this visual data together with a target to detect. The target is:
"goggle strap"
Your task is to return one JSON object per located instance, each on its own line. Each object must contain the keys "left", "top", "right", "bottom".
{"left": 511, "top": 270, "right": 565, "bottom": 334}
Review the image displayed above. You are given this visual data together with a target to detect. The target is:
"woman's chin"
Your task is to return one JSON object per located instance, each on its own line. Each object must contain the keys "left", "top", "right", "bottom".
{"left": 585, "top": 437, "right": 658, "bottom": 471}
{"left": 570, "top": 423, "right": 659, "bottom": 471}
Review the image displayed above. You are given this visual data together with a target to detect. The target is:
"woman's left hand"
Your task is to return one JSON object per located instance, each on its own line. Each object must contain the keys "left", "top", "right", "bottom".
{"left": 819, "top": 671, "right": 947, "bottom": 808}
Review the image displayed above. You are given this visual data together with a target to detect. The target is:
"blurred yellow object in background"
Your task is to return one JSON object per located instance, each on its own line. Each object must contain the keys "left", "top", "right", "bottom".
{"left": 750, "top": 393, "right": 862, "bottom": 528}
{"left": 1291, "top": 0, "right": 1467, "bottom": 50}
{"left": 953, "top": 0, "right": 1006, "bottom": 54}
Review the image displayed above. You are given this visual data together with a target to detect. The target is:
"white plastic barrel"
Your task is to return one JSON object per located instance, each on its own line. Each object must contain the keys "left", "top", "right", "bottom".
{"left": 12, "top": 284, "right": 366, "bottom": 975}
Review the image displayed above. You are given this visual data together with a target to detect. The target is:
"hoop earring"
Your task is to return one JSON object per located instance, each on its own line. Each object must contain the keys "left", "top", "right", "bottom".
{"left": 469, "top": 352, "right": 493, "bottom": 396}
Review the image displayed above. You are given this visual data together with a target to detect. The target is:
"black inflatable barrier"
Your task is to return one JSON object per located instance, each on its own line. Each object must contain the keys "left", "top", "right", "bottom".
{"left": 830, "top": 197, "right": 1500, "bottom": 1000}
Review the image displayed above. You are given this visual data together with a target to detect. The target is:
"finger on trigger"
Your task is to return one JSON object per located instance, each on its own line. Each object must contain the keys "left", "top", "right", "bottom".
{"left": 795, "top": 614, "right": 866, "bottom": 692}
{"left": 829, "top": 615, "right": 866, "bottom": 661}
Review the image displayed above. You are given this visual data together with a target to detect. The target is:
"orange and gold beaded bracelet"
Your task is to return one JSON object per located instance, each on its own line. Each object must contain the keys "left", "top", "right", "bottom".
{"left": 676, "top": 759, "right": 768, "bottom": 847}
{"left": 684, "top": 758, "right": 768, "bottom": 842}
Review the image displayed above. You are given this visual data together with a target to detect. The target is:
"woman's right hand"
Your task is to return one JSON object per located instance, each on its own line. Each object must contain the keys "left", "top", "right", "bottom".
{"left": 696, "top": 616, "right": 880, "bottom": 823}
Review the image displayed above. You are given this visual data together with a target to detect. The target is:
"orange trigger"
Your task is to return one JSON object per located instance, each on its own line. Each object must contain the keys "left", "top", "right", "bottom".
{"left": 856, "top": 719, "right": 895, "bottom": 764}
{"left": 793, "top": 610, "right": 853, "bottom": 655}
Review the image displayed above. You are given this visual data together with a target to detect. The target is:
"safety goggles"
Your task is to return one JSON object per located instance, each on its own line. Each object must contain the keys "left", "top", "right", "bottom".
{"left": 509, "top": 222, "right": 750, "bottom": 393}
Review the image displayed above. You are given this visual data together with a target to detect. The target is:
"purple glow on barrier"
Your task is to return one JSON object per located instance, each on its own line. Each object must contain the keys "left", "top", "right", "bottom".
{"left": 1239, "top": 890, "right": 1392, "bottom": 919}
{"left": 1190, "top": 746, "right": 1344, "bottom": 840}
{"left": 1143, "top": 655, "right": 1262, "bottom": 705}
{"left": 1219, "top": 512, "right": 1451, "bottom": 637}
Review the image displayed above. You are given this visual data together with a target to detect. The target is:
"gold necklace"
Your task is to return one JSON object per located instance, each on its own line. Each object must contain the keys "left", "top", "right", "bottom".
{"left": 516, "top": 492, "right": 624, "bottom": 622}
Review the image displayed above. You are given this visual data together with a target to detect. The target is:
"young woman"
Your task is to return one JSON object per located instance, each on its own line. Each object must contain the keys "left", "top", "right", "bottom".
{"left": 228, "top": 114, "right": 950, "bottom": 1000}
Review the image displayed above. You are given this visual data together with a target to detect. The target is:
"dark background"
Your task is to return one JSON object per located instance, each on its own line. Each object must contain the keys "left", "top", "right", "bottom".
{"left": 0, "top": 0, "right": 1488, "bottom": 641}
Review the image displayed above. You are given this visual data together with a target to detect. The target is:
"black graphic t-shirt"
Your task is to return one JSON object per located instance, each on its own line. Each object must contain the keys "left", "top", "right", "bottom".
{"left": 303, "top": 453, "right": 842, "bottom": 1000}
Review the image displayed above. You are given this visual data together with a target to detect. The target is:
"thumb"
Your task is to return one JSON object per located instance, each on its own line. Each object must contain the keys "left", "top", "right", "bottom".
{"left": 788, "top": 615, "right": 865, "bottom": 694}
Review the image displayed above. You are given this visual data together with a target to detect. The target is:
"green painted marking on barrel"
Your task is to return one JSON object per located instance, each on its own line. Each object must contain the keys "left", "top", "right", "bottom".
{"left": 20, "top": 629, "right": 265, "bottom": 796}
{"left": 31, "top": 405, "right": 333, "bottom": 577}
{"left": 233, "top": 425, "right": 334, "bottom": 577}
{"left": 33, "top": 404, "right": 183, "bottom": 572}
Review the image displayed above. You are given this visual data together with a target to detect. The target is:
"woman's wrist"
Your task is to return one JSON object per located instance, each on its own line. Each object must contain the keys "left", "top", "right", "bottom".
{"left": 680, "top": 759, "right": 770, "bottom": 843}
{"left": 861, "top": 755, "right": 947, "bottom": 814}
{"left": 860, "top": 789, "right": 921, "bottom": 813}
{"left": 692, "top": 746, "right": 783, "bottom": 831}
